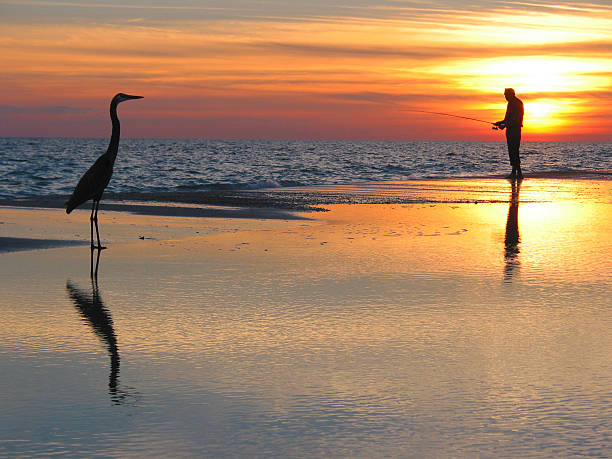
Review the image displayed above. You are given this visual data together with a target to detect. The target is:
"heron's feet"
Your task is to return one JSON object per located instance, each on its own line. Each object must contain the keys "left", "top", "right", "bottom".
{"left": 91, "top": 244, "right": 107, "bottom": 250}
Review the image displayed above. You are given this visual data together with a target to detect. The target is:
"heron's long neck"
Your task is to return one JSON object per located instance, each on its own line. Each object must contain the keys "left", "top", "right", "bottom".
{"left": 107, "top": 101, "right": 120, "bottom": 162}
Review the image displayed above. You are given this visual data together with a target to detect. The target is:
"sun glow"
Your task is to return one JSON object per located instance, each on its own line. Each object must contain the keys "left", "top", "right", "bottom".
{"left": 524, "top": 99, "right": 577, "bottom": 131}
{"left": 442, "top": 56, "right": 606, "bottom": 135}
{"left": 450, "top": 57, "right": 609, "bottom": 94}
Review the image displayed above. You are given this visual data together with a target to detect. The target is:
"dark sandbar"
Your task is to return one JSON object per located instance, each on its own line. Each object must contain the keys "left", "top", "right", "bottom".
{"left": 0, "top": 191, "right": 325, "bottom": 217}
{"left": 0, "top": 236, "right": 88, "bottom": 253}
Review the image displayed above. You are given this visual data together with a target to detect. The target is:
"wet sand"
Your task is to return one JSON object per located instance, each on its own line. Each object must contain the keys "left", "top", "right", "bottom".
{"left": 1, "top": 175, "right": 610, "bottom": 253}
{"left": 1, "top": 177, "right": 611, "bottom": 457}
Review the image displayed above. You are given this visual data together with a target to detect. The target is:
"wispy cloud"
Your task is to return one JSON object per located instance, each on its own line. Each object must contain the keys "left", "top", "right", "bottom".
{"left": 0, "top": 105, "right": 92, "bottom": 115}
{"left": 0, "top": 0, "right": 245, "bottom": 11}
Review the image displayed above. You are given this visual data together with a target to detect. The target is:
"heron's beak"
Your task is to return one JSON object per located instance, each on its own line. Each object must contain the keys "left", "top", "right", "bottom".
{"left": 125, "top": 95, "right": 143, "bottom": 100}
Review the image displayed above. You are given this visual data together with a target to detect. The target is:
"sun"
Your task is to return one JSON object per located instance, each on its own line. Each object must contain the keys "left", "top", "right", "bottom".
{"left": 524, "top": 99, "right": 565, "bottom": 131}
{"left": 478, "top": 97, "right": 577, "bottom": 134}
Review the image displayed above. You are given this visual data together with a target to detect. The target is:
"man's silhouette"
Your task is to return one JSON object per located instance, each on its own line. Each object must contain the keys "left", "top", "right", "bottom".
{"left": 494, "top": 88, "right": 524, "bottom": 181}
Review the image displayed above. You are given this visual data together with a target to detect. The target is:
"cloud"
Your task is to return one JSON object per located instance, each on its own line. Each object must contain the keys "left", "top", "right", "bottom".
{"left": 256, "top": 40, "right": 612, "bottom": 61}
{"left": 328, "top": 91, "right": 493, "bottom": 105}
{"left": 497, "top": 1, "right": 612, "bottom": 15}
{"left": 0, "top": 105, "right": 92, "bottom": 115}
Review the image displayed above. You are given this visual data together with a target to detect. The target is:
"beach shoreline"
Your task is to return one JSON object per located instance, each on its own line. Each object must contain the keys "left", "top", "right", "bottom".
{"left": 1, "top": 176, "right": 610, "bottom": 253}
{"left": 1, "top": 170, "right": 610, "bottom": 212}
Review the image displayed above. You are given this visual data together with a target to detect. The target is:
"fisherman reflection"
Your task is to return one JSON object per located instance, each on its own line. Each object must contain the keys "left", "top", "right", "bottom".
{"left": 66, "top": 257, "right": 130, "bottom": 404}
{"left": 504, "top": 180, "right": 521, "bottom": 281}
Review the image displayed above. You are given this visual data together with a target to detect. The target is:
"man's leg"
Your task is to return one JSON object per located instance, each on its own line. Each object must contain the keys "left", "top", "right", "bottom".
{"left": 507, "top": 129, "right": 522, "bottom": 180}
{"left": 506, "top": 132, "right": 516, "bottom": 179}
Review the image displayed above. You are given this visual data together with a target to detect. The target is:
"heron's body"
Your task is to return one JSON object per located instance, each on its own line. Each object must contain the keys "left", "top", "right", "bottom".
{"left": 66, "top": 93, "right": 142, "bottom": 248}
{"left": 66, "top": 150, "right": 116, "bottom": 213}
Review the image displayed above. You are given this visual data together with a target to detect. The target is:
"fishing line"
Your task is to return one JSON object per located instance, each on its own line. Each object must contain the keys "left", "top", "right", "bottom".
{"left": 401, "top": 109, "right": 497, "bottom": 127}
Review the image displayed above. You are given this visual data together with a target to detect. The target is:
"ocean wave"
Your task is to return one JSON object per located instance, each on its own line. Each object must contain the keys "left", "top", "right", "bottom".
{"left": 0, "top": 138, "right": 610, "bottom": 200}
{"left": 169, "top": 179, "right": 307, "bottom": 192}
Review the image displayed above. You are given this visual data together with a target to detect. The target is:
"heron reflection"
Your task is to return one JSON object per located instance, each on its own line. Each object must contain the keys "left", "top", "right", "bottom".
{"left": 504, "top": 180, "right": 521, "bottom": 281}
{"left": 67, "top": 251, "right": 129, "bottom": 404}
{"left": 91, "top": 246, "right": 101, "bottom": 279}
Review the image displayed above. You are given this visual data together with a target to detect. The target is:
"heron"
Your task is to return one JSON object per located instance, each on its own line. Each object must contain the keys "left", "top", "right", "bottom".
{"left": 66, "top": 93, "right": 143, "bottom": 249}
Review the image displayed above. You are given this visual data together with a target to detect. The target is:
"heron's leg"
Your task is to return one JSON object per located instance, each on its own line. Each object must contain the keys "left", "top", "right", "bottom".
{"left": 93, "top": 200, "right": 106, "bottom": 250}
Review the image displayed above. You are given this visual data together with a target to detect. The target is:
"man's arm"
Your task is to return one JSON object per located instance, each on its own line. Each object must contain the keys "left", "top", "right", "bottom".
{"left": 494, "top": 103, "right": 510, "bottom": 129}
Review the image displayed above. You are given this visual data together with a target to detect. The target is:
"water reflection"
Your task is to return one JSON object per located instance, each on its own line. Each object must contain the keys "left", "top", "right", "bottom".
{"left": 90, "top": 246, "right": 101, "bottom": 279}
{"left": 504, "top": 180, "right": 521, "bottom": 281}
{"left": 66, "top": 251, "right": 133, "bottom": 404}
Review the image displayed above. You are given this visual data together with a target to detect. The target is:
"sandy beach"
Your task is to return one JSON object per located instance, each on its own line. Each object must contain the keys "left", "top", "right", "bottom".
{"left": 1, "top": 177, "right": 611, "bottom": 457}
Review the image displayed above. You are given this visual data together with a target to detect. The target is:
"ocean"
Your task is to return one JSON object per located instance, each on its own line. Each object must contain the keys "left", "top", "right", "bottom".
{"left": 1, "top": 137, "right": 610, "bottom": 200}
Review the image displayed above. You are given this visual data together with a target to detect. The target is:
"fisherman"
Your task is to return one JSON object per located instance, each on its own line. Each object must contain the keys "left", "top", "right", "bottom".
{"left": 494, "top": 88, "right": 524, "bottom": 181}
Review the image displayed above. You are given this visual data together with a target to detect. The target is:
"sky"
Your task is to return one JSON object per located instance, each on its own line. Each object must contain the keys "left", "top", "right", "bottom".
{"left": 1, "top": 0, "right": 611, "bottom": 140}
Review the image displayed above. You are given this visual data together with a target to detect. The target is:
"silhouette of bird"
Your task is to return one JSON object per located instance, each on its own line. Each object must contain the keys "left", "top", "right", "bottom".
{"left": 66, "top": 93, "right": 143, "bottom": 249}
{"left": 67, "top": 279, "right": 120, "bottom": 392}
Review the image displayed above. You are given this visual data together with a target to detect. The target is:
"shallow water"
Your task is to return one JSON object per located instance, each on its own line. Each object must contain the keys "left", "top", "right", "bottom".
{"left": 1, "top": 137, "right": 610, "bottom": 199}
{"left": 1, "top": 180, "right": 611, "bottom": 457}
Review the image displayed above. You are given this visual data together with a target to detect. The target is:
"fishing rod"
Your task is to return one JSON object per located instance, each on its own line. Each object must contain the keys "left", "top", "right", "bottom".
{"left": 401, "top": 109, "right": 499, "bottom": 129}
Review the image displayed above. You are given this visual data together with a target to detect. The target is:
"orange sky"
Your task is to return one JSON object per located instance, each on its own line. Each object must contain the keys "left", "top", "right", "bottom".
{"left": 1, "top": 1, "right": 611, "bottom": 140}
